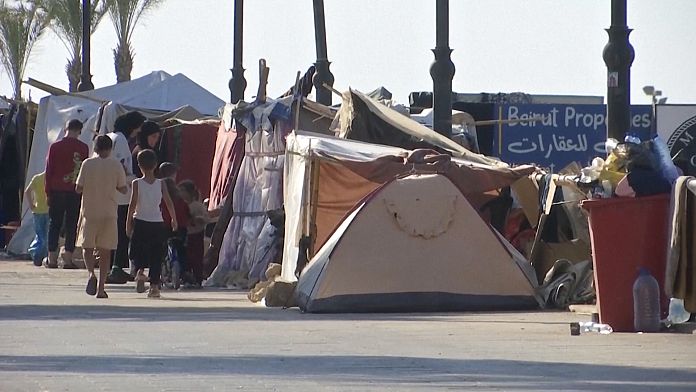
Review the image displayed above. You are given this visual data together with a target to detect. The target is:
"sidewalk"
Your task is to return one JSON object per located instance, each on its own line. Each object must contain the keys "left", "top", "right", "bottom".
{"left": 1, "top": 259, "right": 695, "bottom": 391}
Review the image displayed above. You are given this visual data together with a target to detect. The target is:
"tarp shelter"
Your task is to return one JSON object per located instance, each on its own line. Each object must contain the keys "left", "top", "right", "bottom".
{"left": 296, "top": 173, "right": 542, "bottom": 313}
{"left": 281, "top": 131, "right": 537, "bottom": 283}
{"left": 204, "top": 97, "right": 335, "bottom": 286}
{"left": 332, "top": 89, "right": 503, "bottom": 167}
{"left": 7, "top": 71, "right": 224, "bottom": 255}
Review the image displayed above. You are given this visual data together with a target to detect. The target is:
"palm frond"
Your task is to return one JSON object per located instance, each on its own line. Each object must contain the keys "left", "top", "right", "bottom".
{"left": 0, "top": 0, "right": 50, "bottom": 99}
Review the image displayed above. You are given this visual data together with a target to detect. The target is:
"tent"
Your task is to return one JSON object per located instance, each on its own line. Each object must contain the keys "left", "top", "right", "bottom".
{"left": 281, "top": 131, "right": 536, "bottom": 283}
{"left": 296, "top": 173, "right": 542, "bottom": 313}
{"left": 7, "top": 71, "right": 224, "bottom": 255}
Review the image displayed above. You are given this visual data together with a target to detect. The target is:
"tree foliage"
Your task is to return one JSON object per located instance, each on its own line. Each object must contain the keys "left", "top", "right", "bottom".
{"left": 105, "top": 0, "right": 164, "bottom": 83}
{"left": 0, "top": 0, "right": 50, "bottom": 100}
{"left": 42, "top": 0, "right": 107, "bottom": 92}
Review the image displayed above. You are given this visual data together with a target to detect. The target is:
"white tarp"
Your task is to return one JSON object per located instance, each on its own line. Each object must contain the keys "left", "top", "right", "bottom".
{"left": 7, "top": 71, "right": 224, "bottom": 255}
{"left": 280, "top": 131, "right": 407, "bottom": 282}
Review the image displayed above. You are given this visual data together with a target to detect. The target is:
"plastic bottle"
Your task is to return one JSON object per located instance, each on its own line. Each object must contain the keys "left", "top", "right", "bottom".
{"left": 633, "top": 268, "right": 661, "bottom": 332}
{"left": 579, "top": 321, "right": 613, "bottom": 334}
{"left": 667, "top": 298, "right": 691, "bottom": 325}
{"left": 624, "top": 132, "right": 641, "bottom": 144}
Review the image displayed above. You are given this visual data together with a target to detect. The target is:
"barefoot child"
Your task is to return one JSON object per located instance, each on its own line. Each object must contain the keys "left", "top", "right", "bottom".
{"left": 126, "top": 150, "right": 177, "bottom": 298}
{"left": 75, "top": 135, "right": 127, "bottom": 298}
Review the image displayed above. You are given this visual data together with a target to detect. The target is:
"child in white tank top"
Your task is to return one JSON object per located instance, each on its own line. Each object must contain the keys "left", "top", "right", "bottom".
{"left": 126, "top": 149, "right": 177, "bottom": 298}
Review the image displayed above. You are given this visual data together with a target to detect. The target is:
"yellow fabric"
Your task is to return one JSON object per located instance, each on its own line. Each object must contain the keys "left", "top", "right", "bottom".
{"left": 27, "top": 172, "right": 48, "bottom": 214}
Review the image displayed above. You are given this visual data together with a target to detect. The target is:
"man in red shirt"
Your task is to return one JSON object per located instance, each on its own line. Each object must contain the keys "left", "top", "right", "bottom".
{"left": 45, "top": 119, "right": 89, "bottom": 268}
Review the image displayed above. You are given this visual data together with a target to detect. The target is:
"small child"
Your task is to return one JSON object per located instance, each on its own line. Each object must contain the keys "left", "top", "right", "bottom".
{"left": 25, "top": 171, "right": 49, "bottom": 266}
{"left": 178, "top": 180, "right": 208, "bottom": 286}
{"left": 126, "top": 150, "right": 177, "bottom": 298}
{"left": 158, "top": 162, "right": 190, "bottom": 289}
{"left": 75, "top": 135, "right": 127, "bottom": 298}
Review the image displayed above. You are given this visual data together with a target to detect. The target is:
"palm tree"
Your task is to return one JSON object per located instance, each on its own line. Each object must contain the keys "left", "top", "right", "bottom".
{"left": 43, "top": 0, "right": 107, "bottom": 92}
{"left": 105, "top": 0, "right": 164, "bottom": 83}
{"left": 0, "top": 0, "right": 50, "bottom": 100}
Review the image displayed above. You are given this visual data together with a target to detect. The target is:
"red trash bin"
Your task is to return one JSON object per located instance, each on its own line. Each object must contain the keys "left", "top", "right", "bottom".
{"left": 581, "top": 195, "right": 670, "bottom": 332}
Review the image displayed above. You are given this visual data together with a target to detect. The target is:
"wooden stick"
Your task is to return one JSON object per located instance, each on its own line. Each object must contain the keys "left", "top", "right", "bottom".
{"left": 256, "top": 59, "right": 269, "bottom": 103}
{"left": 293, "top": 71, "right": 301, "bottom": 131}
{"left": 322, "top": 82, "right": 343, "bottom": 98}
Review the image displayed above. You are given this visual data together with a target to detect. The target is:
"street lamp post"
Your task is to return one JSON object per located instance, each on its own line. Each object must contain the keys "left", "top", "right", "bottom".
{"left": 602, "top": 0, "right": 634, "bottom": 141}
{"left": 228, "top": 0, "right": 247, "bottom": 104}
{"left": 77, "top": 0, "right": 94, "bottom": 91}
{"left": 642, "top": 85, "right": 667, "bottom": 136}
{"left": 312, "top": 0, "right": 334, "bottom": 106}
{"left": 430, "top": 0, "right": 455, "bottom": 137}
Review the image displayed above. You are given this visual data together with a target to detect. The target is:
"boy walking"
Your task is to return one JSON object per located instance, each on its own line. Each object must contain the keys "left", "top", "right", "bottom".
{"left": 127, "top": 149, "right": 177, "bottom": 298}
{"left": 24, "top": 172, "right": 49, "bottom": 266}
{"left": 75, "top": 136, "right": 127, "bottom": 298}
{"left": 45, "top": 119, "right": 89, "bottom": 268}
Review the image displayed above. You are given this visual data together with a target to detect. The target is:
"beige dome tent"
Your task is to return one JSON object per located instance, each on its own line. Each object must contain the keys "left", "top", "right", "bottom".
{"left": 296, "top": 173, "right": 542, "bottom": 313}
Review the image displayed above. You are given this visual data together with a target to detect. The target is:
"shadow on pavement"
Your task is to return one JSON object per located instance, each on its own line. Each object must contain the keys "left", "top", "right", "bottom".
{"left": 0, "top": 304, "right": 573, "bottom": 323}
{"left": 0, "top": 354, "right": 693, "bottom": 391}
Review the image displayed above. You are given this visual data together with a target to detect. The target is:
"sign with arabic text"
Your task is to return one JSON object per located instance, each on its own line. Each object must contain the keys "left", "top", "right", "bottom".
{"left": 493, "top": 104, "right": 651, "bottom": 171}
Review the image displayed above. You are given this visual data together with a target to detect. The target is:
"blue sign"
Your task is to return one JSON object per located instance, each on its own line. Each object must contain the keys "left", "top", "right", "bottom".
{"left": 492, "top": 104, "right": 651, "bottom": 171}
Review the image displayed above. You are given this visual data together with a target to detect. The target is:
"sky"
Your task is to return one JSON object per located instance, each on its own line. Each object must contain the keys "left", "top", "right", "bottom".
{"left": 1, "top": 0, "right": 696, "bottom": 106}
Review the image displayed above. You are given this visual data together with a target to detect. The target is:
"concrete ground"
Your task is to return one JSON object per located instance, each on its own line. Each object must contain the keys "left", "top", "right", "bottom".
{"left": 1, "top": 259, "right": 695, "bottom": 392}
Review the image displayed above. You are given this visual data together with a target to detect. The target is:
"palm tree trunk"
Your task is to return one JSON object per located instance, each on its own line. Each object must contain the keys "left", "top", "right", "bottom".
{"left": 66, "top": 57, "right": 81, "bottom": 92}
{"left": 13, "top": 75, "right": 22, "bottom": 100}
{"left": 113, "top": 42, "right": 133, "bottom": 83}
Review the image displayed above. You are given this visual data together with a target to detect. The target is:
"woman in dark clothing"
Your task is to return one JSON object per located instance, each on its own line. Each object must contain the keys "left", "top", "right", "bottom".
{"left": 106, "top": 111, "right": 146, "bottom": 284}
{"left": 132, "top": 121, "right": 162, "bottom": 178}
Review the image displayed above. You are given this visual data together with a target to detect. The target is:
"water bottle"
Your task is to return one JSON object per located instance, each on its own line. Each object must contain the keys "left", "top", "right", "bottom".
{"left": 633, "top": 268, "right": 661, "bottom": 332}
{"left": 579, "top": 321, "right": 613, "bottom": 334}
{"left": 667, "top": 298, "right": 691, "bottom": 325}
{"left": 624, "top": 132, "right": 641, "bottom": 144}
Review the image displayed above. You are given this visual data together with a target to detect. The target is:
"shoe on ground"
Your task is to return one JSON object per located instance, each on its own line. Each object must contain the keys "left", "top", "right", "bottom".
{"left": 135, "top": 275, "right": 147, "bottom": 293}
{"left": 44, "top": 260, "right": 58, "bottom": 269}
{"left": 86, "top": 276, "right": 97, "bottom": 296}
{"left": 147, "top": 285, "right": 161, "bottom": 298}
{"left": 96, "top": 291, "right": 108, "bottom": 299}
{"left": 106, "top": 268, "right": 129, "bottom": 284}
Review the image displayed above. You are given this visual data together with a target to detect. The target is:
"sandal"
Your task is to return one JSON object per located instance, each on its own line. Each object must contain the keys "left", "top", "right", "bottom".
{"left": 135, "top": 275, "right": 147, "bottom": 293}
{"left": 86, "top": 276, "right": 97, "bottom": 296}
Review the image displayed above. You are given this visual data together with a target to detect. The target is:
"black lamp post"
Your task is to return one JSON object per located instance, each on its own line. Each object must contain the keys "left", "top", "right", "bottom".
{"left": 602, "top": 0, "right": 634, "bottom": 141}
{"left": 430, "top": 0, "right": 455, "bottom": 137}
{"left": 228, "top": 0, "right": 247, "bottom": 104}
{"left": 312, "top": 0, "right": 334, "bottom": 106}
{"left": 77, "top": 0, "right": 94, "bottom": 91}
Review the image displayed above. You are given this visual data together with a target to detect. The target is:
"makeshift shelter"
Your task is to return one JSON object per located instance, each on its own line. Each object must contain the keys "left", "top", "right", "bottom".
{"left": 332, "top": 89, "right": 503, "bottom": 167}
{"left": 281, "top": 131, "right": 536, "bottom": 283}
{"left": 7, "top": 71, "right": 224, "bottom": 255}
{"left": 296, "top": 173, "right": 542, "bottom": 313}
{"left": 204, "top": 96, "right": 335, "bottom": 286}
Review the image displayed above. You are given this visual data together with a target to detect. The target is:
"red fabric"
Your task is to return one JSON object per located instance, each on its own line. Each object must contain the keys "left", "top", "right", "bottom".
{"left": 45, "top": 137, "right": 88, "bottom": 193}
{"left": 162, "top": 198, "right": 190, "bottom": 230}
{"left": 160, "top": 123, "right": 218, "bottom": 200}
{"left": 208, "top": 124, "right": 245, "bottom": 210}
{"left": 186, "top": 231, "right": 205, "bottom": 283}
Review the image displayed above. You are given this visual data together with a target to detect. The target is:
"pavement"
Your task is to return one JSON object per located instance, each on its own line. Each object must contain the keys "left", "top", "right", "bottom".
{"left": 1, "top": 259, "right": 695, "bottom": 391}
